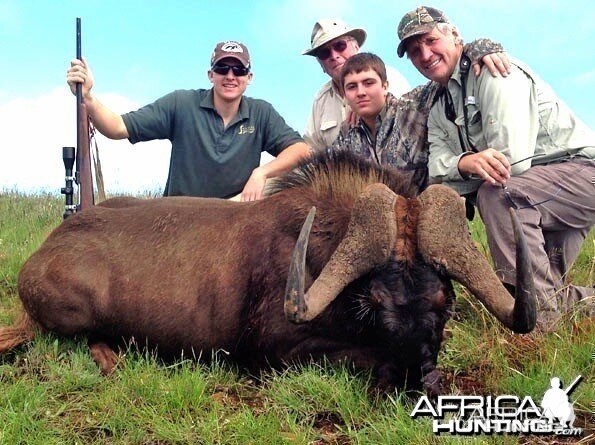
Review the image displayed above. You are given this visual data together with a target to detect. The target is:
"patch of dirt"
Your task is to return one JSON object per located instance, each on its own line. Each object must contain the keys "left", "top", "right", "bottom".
{"left": 442, "top": 370, "right": 489, "bottom": 395}
{"left": 309, "top": 410, "right": 356, "bottom": 444}
{"left": 211, "top": 383, "right": 267, "bottom": 415}
{"left": 570, "top": 317, "right": 594, "bottom": 335}
{"left": 499, "top": 333, "right": 545, "bottom": 370}
{"left": 312, "top": 410, "right": 345, "bottom": 433}
{"left": 309, "top": 435, "right": 352, "bottom": 445}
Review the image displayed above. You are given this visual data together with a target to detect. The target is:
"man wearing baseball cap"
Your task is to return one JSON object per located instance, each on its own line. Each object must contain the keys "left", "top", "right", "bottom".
{"left": 67, "top": 40, "right": 310, "bottom": 200}
{"left": 398, "top": 6, "right": 595, "bottom": 329}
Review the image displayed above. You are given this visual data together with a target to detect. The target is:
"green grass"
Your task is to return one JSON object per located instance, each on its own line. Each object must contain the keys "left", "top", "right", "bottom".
{"left": 0, "top": 192, "right": 593, "bottom": 444}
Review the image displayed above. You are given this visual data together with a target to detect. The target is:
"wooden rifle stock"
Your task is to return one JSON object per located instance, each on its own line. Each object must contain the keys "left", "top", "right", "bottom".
{"left": 75, "top": 17, "right": 94, "bottom": 210}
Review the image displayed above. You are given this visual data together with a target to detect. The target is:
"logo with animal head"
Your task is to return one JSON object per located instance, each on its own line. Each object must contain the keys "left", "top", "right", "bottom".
{"left": 221, "top": 41, "right": 244, "bottom": 53}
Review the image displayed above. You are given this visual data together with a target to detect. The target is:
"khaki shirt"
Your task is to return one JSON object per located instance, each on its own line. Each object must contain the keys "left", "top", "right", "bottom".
{"left": 304, "top": 65, "right": 410, "bottom": 150}
{"left": 428, "top": 57, "right": 595, "bottom": 195}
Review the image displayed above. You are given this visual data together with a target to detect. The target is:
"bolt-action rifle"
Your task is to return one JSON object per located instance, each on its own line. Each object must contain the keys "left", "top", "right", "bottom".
{"left": 62, "top": 17, "right": 94, "bottom": 219}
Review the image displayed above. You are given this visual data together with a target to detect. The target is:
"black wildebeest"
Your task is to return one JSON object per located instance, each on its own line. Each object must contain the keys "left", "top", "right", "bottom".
{"left": 0, "top": 151, "right": 535, "bottom": 393}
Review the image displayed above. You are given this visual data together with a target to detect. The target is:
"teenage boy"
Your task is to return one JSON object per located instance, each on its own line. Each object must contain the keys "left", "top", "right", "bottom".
{"left": 331, "top": 52, "right": 431, "bottom": 191}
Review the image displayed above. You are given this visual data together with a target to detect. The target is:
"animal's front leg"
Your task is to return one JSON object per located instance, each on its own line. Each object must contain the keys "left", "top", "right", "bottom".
{"left": 417, "top": 335, "right": 443, "bottom": 397}
{"left": 283, "top": 340, "right": 396, "bottom": 390}
{"left": 88, "top": 341, "right": 120, "bottom": 375}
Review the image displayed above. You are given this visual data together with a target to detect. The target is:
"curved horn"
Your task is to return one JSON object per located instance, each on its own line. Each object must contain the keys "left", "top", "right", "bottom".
{"left": 417, "top": 185, "right": 536, "bottom": 333}
{"left": 284, "top": 206, "right": 316, "bottom": 322}
{"left": 509, "top": 207, "right": 537, "bottom": 332}
{"left": 285, "top": 183, "right": 398, "bottom": 323}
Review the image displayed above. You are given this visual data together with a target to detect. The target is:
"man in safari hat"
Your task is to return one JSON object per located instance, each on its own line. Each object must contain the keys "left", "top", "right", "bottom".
{"left": 67, "top": 40, "right": 310, "bottom": 200}
{"left": 302, "top": 18, "right": 410, "bottom": 151}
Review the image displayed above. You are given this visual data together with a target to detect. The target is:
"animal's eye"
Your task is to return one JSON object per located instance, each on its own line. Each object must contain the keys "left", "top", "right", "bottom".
{"left": 370, "top": 281, "right": 390, "bottom": 306}
{"left": 369, "top": 293, "right": 382, "bottom": 307}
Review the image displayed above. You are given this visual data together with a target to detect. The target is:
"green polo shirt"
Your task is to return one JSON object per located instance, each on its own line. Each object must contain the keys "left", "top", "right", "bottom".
{"left": 122, "top": 89, "right": 303, "bottom": 197}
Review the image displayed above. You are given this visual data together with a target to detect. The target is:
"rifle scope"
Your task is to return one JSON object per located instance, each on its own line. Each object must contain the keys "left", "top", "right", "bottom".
{"left": 61, "top": 146, "right": 77, "bottom": 219}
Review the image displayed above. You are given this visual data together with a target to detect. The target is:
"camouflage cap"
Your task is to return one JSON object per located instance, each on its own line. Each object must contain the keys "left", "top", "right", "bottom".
{"left": 396, "top": 6, "right": 449, "bottom": 58}
{"left": 211, "top": 41, "right": 251, "bottom": 68}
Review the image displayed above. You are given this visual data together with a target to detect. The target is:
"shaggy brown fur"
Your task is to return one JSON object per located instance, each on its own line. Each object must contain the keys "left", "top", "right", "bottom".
{"left": 0, "top": 312, "right": 37, "bottom": 352}
{"left": 1, "top": 151, "right": 454, "bottom": 393}
{"left": 393, "top": 196, "right": 420, "bottom": 264}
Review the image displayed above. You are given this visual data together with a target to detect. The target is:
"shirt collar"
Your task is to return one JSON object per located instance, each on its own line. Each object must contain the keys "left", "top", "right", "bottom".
{"left": 328, "top": 80, "right": 342, "bottom": 99}
{"left": 201, "top": 88, "right": 250, "bottom": 121}
{"left": 448, "top": 55, "right": 465, "bottom": 89}
{"left": 356, "top": 96, "right": 389, "bottom": 132}
{"left": 379, "top": 96, "right": 389, "bottom": 122}
{"left": 200, "top": 88, "right": 217, "bottom": 109}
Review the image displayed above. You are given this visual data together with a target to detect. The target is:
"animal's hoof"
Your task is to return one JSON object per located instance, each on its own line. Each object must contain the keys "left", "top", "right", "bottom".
{"left": 422, "top": 369, "right": 442, "bottom": 397}
{"left": 89, "top": 342, "right": 120, "bottom": 375}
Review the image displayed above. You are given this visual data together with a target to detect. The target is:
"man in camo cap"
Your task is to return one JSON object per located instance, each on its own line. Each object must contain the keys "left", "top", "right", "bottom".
{"left": 396, "top": 6, "right": 450, "bottom": 58}
{"left": 398, "top": 5, "right": 595, "bottom": 330}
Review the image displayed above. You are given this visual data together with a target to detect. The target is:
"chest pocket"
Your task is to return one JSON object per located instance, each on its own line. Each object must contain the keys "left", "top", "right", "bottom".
{"left": 455, "top": 103, "right": 483, "bottom": 151}
{"left": 320, "top": 120, "right": 337, "bottom": 131}
{"left": 466, "top": 105, "right": 483, "bottom": 140}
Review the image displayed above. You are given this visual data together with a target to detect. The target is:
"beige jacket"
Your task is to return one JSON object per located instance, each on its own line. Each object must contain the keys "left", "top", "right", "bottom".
{"left": 304, "top": 65, "right": 410, "bottom": 150}
{"left": 428, "top": 57, "right": 595, "bottom": 195}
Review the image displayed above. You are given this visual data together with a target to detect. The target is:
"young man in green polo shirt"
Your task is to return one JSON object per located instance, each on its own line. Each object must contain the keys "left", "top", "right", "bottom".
{"left": 67, "top": 41, "right": 310, "bottom": 200}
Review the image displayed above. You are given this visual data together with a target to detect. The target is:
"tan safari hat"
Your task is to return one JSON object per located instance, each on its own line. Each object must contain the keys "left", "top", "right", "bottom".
{"left": 302, "top": 18, "right": 366, "bottom": 56}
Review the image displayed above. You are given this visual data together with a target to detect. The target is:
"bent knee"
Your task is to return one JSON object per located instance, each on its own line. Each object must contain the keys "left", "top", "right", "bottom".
{"left": 476, "top": 182, "right": 507, "bottom": 211}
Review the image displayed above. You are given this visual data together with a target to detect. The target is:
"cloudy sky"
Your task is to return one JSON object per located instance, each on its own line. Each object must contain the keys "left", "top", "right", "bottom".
{"left": 1, "top": 0, "right": 593, "bottom": 195}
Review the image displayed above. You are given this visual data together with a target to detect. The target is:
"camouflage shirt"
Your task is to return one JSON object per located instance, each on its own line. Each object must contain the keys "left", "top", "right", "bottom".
{"left": 328, "top": 39, "right": 504, "bottom": 193}
{"left": 330, "top": 85, "right": 440, "bottom": 193}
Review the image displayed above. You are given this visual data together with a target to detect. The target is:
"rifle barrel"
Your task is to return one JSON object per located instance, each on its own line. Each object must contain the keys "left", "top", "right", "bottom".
{"left": 75, "top": 17, "right": 94, "bottom": 210}
{"left": 564, "top": 375, "right": 583, "bottom": 396}
{"left": 75, "top": 17, "right": 82, "bottom": 183}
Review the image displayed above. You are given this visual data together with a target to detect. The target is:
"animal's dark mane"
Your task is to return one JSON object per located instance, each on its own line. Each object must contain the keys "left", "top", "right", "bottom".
{"left": 266, "top": 150, "right": 419, "bottom": 200}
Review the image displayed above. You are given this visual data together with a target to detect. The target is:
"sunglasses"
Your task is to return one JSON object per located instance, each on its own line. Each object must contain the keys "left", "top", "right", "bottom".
{"left": 211, "top": 63, "right": 250, "bottom": 76}
{"left": 316, "top": 39, "right": 350, "bottom": 60}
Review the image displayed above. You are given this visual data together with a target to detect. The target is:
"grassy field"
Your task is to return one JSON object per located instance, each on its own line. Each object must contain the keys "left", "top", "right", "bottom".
{"left": 0, "top": 192, "right": 593, "bottom": 445}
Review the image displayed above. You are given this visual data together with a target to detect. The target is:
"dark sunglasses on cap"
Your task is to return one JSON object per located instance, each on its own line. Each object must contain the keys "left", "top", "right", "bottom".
{"left": 316, "top": 39, "right": 351, "bottom": 60}
{"left": 211, "top": 63, "right": 250, "bottom": 76}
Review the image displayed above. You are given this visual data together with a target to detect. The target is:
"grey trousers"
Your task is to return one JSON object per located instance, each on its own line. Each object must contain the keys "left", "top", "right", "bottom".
{"left": 476, "top": 157, "right": 595, "bottom": 323}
